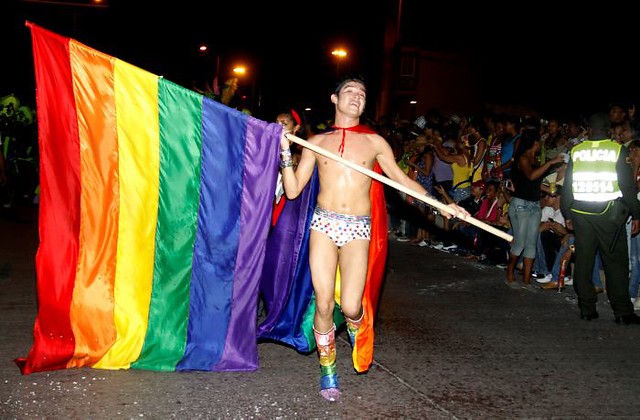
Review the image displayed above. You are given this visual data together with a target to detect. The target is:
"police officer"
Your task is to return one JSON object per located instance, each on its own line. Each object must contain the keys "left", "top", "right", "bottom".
{"left": 561, "top": 112, "right": 640, "bottom": 324}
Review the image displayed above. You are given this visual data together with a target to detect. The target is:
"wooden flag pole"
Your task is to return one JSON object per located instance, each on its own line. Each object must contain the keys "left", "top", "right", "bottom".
{"left": 284, "top": 133, "right": 513, "bottom": 243}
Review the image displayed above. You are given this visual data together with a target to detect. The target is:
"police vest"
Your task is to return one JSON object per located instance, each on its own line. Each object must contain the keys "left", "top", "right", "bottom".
{"left": 570, "top": 140, "right": 622, "bottom": 202}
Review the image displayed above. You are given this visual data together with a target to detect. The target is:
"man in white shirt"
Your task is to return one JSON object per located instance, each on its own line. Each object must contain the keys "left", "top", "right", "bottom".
{"left": 533, "top": 186, "right": 568, "bottom": 281}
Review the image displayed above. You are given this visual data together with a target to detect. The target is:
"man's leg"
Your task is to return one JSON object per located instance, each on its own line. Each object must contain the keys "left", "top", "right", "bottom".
{"left": 309, "top": 230, "right": 340, "bottom": 400}
{"left": 629, "top": 234, "right": 640, "bottom": 301}
{"left": 313, "top": 325, "right": 340, "bottom": 401}
{"left": 550, "top": 238, "right": 571, "bottom": 280}
{"left": 522, "top": 257, "right": 535, "bottom": 285}
{"left": 540, "top": 231, "right": 560, "bottom": 273}
{"left": 572, "top": 214, "right": 600, "bottom": 318}
{"left": 533, "top": 233, "right": 548, "bottom": 276}
{"left": 595, "top": 215, "right": 634, "bottom": 318}
{"left": 338, "top": 239, "right": 370, "bottom": 368}
{"left": 345, "top": 310, "right": 363, "bottom": 347}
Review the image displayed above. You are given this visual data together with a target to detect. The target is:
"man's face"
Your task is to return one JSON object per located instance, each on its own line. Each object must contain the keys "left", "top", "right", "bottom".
{"left": 472, "top": 185, "right": 484, "bottom": 198}
{"left": 545, "top": 193, "right": 559, "bottom": 206}
{"left": 486, "top": 185, "right": 497, "bottom": 199}
{"left": 609, "top": 106, "right": 626, "bottom": 124}
{"left": 333, "top": 81, "right": 366, "bottom": 117}
{"left": 504, "top": 121, "right": 516, "bottom": 134}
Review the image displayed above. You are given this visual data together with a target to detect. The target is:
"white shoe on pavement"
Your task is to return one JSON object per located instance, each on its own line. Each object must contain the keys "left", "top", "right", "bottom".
{"left": 536, "top": 273, "right": 553, "bottom": 284}
{"left": 563, "top": 276, "right": 573, "bottom": 286}
{"left": 418, "top": 240, "right": 429, "bottom": 247}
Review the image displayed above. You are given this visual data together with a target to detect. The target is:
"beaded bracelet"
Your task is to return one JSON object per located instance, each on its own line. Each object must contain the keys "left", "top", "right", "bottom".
{"left": 279, "top": 157, "right": 293, "bottom": 169}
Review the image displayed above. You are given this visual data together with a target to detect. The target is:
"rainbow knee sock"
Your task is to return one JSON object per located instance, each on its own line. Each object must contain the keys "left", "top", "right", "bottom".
{"left": 345, "top": 311, "right": 364, "bottom": 347}
{"left": 313, "top": 324, "right": 340, "bottom": 401}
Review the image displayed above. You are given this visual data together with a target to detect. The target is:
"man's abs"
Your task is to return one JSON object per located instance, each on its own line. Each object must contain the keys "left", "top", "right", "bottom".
{"left": 314, "top": 146, "right": 375, "bottom": 216}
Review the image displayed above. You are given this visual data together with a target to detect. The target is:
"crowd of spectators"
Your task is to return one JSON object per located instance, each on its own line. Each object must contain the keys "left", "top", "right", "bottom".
{"left": 373, "top": 102, "right": 640, "bottom": 305}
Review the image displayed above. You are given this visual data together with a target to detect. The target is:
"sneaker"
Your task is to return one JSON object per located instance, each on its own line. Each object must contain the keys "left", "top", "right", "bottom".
{"left": 396, "top": 236, "right": 410, "bottom": 242}
{"left": 634, "top": 298, "right": 640, "bottom": 311}
{"left": 443, "top": 244, "right": 458, "bottom": 251}
{"left": 431, "top": 242, "right": 445, "bottom": 250}
{"left": 563, "top": 276, "right": 573, "bottom": 286}
{"left": 495, "top": 263, "right": 507, "bottom": 269}
{"left": 417, "top": 240, "right": 429, "bottom": 247}
{"left": 536, "top": 273, "right": 553, "bottom": 284}
{"left": 541, "top": 281, "right": 559, "bottom": 290}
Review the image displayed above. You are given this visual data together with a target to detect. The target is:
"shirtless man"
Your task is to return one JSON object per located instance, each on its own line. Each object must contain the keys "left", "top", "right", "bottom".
{"left": 279, "top": 76, "right": 467, "bottom": 401}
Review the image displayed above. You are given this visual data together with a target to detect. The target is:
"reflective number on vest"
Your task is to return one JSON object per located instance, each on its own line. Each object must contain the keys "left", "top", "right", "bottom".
{"left": 573, "top": 180, "right": 614, "bottom": 193}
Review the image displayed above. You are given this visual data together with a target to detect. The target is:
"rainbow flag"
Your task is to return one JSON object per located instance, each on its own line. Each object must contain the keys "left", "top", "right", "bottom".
{"left": 17, "top": 23, "right": 281, "bottom": 374}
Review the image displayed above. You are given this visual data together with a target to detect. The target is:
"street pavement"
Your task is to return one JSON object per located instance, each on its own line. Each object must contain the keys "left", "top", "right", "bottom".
{"left": 2, "top": 205, "right": 640, "bottom": 419}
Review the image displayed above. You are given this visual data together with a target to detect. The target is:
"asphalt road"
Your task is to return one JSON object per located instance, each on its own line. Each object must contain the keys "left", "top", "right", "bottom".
{"left": 2, "top": 205, "right": 640, "bottom": 419}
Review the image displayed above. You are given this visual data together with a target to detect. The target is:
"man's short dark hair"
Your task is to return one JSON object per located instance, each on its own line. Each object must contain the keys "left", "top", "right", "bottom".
{"left": 589, "top": 112, "right": 611, "bottom": 140}
{"left": 334, "top": 74, "right": 366, "bottom": 95}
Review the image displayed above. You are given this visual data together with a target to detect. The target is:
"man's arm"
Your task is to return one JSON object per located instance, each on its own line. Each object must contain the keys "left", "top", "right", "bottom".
{"left": 519, "top": 154, "right": 564, "bottom": 181}
{"left": 279, "top": 132, "right": 315, "bottom": 200}
{"left": 617, "top": 146, "right": 640, "bottom": 236}
{"left": 473, "top": 138, "right": 487, "bottom": 166}
{"left": 617, "top": 146, "right": 640, "bottom": 220}
{"left": 374, "top": 136, "right": 469, "bottom": 218}
{"left": 429, "top": 138, "right": 465, "bottom": 166}
{"left": 560, "top": 158, "right": 574, "bottom": 228}
{"left": 433, "top": 184, "right": 454, "bottom": 204}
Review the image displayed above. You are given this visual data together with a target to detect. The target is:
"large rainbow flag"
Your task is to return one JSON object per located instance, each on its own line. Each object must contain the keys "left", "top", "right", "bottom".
{"left": 18, "top": 23, "right": 389, "bottom": 377}
{"left": 17, "top": 23, "right": 281, "bottom": 374}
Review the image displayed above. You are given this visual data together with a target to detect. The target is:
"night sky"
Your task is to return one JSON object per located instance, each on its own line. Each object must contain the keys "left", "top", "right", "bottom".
{"left": 3, "top": 0, "right": 640, "bottom": 122}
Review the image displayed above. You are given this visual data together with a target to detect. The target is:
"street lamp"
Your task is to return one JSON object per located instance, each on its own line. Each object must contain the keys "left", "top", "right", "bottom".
{"left": 231, "top": 65, "right": 257, "bottom": 113}
{"left": 331, "top": 48, "right": 348, "bottom": 78}
{"left": 196, "top": 44, "right": 220, "bottom": 97}
{"left": 232, "top": 66, "right": 247, "bottom": 76}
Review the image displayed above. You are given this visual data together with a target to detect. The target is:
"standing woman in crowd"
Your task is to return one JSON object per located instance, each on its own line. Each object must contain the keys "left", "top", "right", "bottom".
{"left": 407, "top": 136, "right": 435, "bottom": 246}
{"left": 272, "top": 109, "right": 303, "bottom": 226}
{"left": 482, "top": 116, "right": 505, "bottom": 182}
{"left": 465, "top": 118, "right": 488, "bottom": 184}
{"left": 429, "top": 134, "right": 473, "bottom": 203}
{"left": 626, "top": 140, "right": 640, "bottom": 309}
{"left": 506, "top": 128, "right": 564, "bottom": 288}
